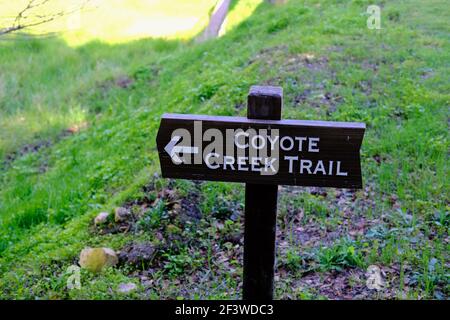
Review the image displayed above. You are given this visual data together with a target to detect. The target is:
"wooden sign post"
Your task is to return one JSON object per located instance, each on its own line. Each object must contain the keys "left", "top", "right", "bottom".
{"left": 156, "top": 85, "right": 365, "bottom": 300}
{"left": 243, "top": 86, "right": 281, "bottom": 300}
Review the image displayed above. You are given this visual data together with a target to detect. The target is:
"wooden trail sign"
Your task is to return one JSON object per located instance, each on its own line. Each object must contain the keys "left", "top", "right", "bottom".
{"left": 156, "top": 85, "right": 365, "bottom": 299}
{"left": 156, "top": 114, "right": 365, "bottom": 188}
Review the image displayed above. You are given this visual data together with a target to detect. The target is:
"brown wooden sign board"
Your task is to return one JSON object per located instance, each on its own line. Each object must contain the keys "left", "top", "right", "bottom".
{"left": 156, "top": 114, "right": 365, "bottom": 189}
{"left": 156, "top": 85, "right": 366, "bottom": 300}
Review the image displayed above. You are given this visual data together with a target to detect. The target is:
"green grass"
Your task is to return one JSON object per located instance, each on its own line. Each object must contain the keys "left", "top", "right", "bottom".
{"left": 0, "top": 0, "right": 222, "bottom": 160}
{"left": 0, "top": 0, "right": 449, "bottom": 299}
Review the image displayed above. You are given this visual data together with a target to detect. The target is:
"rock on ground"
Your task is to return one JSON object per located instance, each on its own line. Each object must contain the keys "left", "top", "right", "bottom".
{"left": 94, "top": 212, "right": 110, "bottom": 225}
{"left": 114, "top": 207, "right": 131, "bottom": 222}
{"left": 118, "top": 242, "right": 157, "bottom": 268}
{"left": 117, "top": 282, "right": 137, "bottom": 294}
{"left": 79, "top": 247, "right": 118, "bottom": 273}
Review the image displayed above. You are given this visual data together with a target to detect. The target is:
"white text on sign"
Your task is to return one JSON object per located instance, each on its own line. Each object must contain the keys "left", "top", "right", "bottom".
{"left": 165, "top": 121, "right": 348, "bottom": 177}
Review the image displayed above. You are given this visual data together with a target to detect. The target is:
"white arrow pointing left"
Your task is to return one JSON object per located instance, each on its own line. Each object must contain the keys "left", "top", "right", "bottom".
{"left": 164, "top": 136, "right": 199, "bottom": 164}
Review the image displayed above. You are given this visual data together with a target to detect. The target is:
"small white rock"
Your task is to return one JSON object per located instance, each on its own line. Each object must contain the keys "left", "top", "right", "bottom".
{"left": 114, "top": 207, "right": 131, "bottom": 222}
{"left": 366, "top": 265, "right": 385, "bottom": 290}
{"left": 94, "top": 212, "right": 110, "bottom": 225}
{"left": 117, "top": 282, "right": 137, "bottom": 294}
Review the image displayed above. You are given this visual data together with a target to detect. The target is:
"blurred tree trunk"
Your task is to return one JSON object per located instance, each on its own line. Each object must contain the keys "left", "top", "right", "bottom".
{"left": 197, "top": 0, "right": 231, "bottom": 41}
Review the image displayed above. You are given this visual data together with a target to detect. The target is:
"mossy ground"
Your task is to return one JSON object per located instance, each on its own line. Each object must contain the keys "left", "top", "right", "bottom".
{"left": 0, "top": 0, "right": 448, "bottom": 299}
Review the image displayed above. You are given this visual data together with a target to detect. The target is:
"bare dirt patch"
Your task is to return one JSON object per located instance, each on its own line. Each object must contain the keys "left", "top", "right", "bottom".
{"left": 1, "top": 124, "right": 87, "bottom": 171}
{"left": 292, "top": 267, "right": 399, "bottom": 299}
{"left": 294, "top": 87, "right": 343, "bottom": 113}
{"left": 118, "top": 242, "right": 159, "bottom": 268}
{"left": 115, "top": 76, "right": 134, "bottom": 89}
{"left": 248, "top": 46, "right": 344, "bottom": 114}
{"left": 279, "top": 184, "right": 380, "bottom": 248}
{"left": 94, "top": 179, "right": 205, "bottom": 238}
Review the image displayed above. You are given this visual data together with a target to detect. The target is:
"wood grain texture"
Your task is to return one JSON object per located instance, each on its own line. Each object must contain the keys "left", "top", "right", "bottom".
{"left": 247, "top": 85, "right": 283, "bottom": 120}
{"left": 243, "top": 85, "right": 281, "bottom": 300}
{"left": 156, "top": 114, "right": 365, "bottom": 188}
{"left": 243, "top": 183, "right": 278, "bottom": 300}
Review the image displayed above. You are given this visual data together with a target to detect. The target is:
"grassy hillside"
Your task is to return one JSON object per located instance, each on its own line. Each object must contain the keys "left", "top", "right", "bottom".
{"left": 0, "top": 0, "right": 219, "bottom": 159}
{"left": 0, "top": 0, "right": 448, "bottom": 299}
